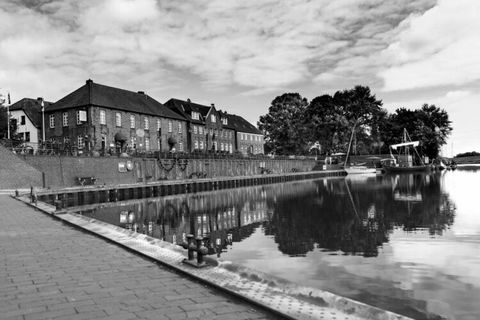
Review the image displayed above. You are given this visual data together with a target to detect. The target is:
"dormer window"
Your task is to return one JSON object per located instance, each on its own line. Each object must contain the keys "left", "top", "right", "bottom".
{"left": 221, "top": 117, "right": 227, "bottom": 125}
{"left": 192, "top": 112, "right": 200, "bottom": 120}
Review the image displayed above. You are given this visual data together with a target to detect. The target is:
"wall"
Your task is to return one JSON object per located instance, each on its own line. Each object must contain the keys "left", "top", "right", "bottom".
{"left": 10, "top": 110, "right": 40, "bottom": 147}
{"left": 22, "top": 155, "right": 317, "bottom": 188}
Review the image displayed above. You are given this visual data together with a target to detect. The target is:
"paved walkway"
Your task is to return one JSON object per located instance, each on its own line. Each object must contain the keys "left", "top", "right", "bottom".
{"left": 0, "top": 195, "right": 278, "bottom": 320}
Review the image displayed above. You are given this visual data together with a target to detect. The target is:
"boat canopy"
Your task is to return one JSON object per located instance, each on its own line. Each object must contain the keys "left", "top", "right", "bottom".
{"left": 389, "top": 141, "right": 419, "bottom": 150}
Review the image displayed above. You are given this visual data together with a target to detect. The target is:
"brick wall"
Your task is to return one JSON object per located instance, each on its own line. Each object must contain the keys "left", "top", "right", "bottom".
{"left": 22, "top": 155, "right": 316, "bottom": 188}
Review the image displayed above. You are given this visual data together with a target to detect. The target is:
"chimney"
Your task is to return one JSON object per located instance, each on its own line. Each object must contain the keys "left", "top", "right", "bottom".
{"left": 86, "top": 79, "right": 93, "bottom": 85}
{"left": 138, "top": 91, "right": 145, "bottom": 95}
{"left": 211, "top": 103, "right": 215, "bottom": 108}
{"left": 37, "top": 97, "right": 43, "bottom": 103}
{"left": 187, "top": 98, "right": 191, "bottom": 103}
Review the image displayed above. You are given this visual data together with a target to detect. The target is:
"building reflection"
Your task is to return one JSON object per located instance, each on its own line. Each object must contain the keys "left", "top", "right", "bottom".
{"left": 78, "top": 173, "right": 455, "bottom": 258}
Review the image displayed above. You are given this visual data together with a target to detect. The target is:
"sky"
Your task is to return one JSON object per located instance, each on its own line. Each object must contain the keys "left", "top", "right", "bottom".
{"left": 0, "top": 0, "right": 478, "bottom": 156}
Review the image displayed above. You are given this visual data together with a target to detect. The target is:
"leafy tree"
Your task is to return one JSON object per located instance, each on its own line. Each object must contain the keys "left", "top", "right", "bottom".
{"left": 305, "top": 86, "right": 384, "bottom": 155}
{"left": 258, "top": 93, "right": 308, "bottom": 155}
{"left": 388, "top": 104, "right": 452, "bottom": 159}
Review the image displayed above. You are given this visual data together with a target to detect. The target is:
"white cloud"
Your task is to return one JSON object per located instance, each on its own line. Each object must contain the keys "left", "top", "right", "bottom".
{"left": 379, "top": 0, "right": 480, "bottom": 91}
{"left": 0, "top": 0, "right": 437, "bottom": 100}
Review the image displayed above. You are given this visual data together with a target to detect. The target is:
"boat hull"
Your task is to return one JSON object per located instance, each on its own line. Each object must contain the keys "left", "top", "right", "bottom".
{"left": 383, "top": 165, "right": 431, "bottom": 173}
{"left": 344, "top": 166, "right": 377, "bottom": 175}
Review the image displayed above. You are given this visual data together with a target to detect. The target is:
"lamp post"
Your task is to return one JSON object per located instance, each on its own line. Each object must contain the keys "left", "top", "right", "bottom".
{"left": 41, "top": 100, "right": 45, "bottom": 143}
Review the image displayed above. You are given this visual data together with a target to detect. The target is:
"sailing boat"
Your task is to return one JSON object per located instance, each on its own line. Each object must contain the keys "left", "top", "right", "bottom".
{"left": 383, "top": 128, "right": 431, "bottom": 173}
{"left": 344, "top": 120, "right": 377, "bottom": 175}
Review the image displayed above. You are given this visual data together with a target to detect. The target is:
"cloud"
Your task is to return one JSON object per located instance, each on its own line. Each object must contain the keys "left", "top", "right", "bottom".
{"left": 379, "top": 0, "right": 480, "bottom": 91}
{"left": 0, "top": 0, "right": 437, "bottom": 100}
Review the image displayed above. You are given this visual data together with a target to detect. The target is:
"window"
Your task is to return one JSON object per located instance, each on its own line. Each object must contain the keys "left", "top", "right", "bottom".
{"left": 145, "top": 138, "right": 150, "bottom": 150}
{"left": 76, "top": 111, "right": 81, "bottom": 125}
{"left": 49, "top": 115, "right": 55, "bottom": 128}
{"left": 99, "top": 110, "right": 106, "bottom": 125}
{"left": 199, "top": 126, "right": 203, "bottom": 135}
{"left": 194, "top": 140, "right": 198, "bottom": 149}
{"left": 157, "top": 119, "right": 161, "bottom": 131}
{"left": 200, "top": 141, "right": 204, "bottom": 149}
{"left": 220, "top": 143, "right": 224, "bottom": 151}
{"left": 130, "top": 115, "right": 135, "bottom": 129}
{"left": 179, "top": 142, "right": 183, "bottom": 152}
{"left": 192, "top": 111, "right": 199, "bottom": 120}
{"left": 229, "top": 143, "right": 233, "bottom": 153}
{"left": 193, "top": 125, "right": 198, "bottom": 134}
{"left": 20, "top": 115, "right": 25, "bottom": 125}
{"left": 222, "top": 117, "right": 227, "bottom": 125}
{"left": 115, "top": 113, "right": 122, "bottom": 127}
{"left": 213, "top": 141, "right": 217, "bottom": 150}
{"left": 178, "top": 122, "right": 182, "bottom": 133}
{"left": 168, "top": 120, "right": 172, "bottom": 133}
{"left": 63, "top": 112, "right": 68, "bottom": 127}
{"left": 144, "top": 117, "right": 149, "bottom": 130}
{"left": 130, "top": 137, "right": 135, "bottom": 148}
{"left": 24, "top": 132, "right": 30, "bottom": 142}
{"left": 77, "top": 136, "right": 84, "bottom": 149}
{"left": 211, "top": 114, "right": 216, "bottom": 122}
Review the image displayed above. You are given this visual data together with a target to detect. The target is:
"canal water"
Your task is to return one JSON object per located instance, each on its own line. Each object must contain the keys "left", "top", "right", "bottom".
{"left": 75, "top": 167, "right": 480, "bottom": 320}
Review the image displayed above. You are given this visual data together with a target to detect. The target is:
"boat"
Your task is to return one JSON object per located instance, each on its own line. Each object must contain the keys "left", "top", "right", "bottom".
{"left": 343, "top": 120, "right": 377, "bottom": 175}
{"left": 383, "top": 129, "right": 431, "bottom": 174}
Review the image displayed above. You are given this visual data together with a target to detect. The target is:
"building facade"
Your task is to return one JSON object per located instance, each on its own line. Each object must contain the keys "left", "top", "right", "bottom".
{"left": 8, "top": 97, "right": 52, "bottom": 149}
{"left": 165, "top": 99, "right": 235, "bottom": 153}
{"left": 45, "top": 80, "right": 187, "bottom": 154}
{"left": 226, "top": 114, "right": 265, "bottom": 155}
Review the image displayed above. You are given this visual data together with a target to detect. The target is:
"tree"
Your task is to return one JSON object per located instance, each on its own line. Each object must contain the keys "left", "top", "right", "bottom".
{"left": 388, "top": 104, "right": 452, "bottom": 159}
{"left": 258, "top": 93, "right": 308, "bottom": 155}
{"left": 305, "top": 86, "right": 384, "bottom": 155}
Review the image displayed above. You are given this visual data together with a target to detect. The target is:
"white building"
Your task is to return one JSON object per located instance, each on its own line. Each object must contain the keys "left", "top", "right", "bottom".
{"left": 8, "top": 97, "right": 51, "bottom": 150}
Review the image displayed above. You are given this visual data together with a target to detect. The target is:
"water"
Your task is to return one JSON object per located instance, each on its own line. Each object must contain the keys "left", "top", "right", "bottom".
{"left": 76, "top": 168, "right": 480, "bottom": 320}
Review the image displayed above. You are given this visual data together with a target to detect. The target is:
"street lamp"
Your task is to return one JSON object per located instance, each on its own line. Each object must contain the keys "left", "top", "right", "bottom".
{"left": 41, "top": 100, "right": 45, "bottom": 143}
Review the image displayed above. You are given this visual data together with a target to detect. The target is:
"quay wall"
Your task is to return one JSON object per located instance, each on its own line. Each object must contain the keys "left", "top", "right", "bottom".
{"left": 21, "top": 155, "right": 317, "bottom": 188}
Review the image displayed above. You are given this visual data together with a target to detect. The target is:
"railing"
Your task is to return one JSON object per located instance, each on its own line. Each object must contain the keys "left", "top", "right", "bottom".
{"left": 0, "top": 139, "right": 318, "bottom": 161}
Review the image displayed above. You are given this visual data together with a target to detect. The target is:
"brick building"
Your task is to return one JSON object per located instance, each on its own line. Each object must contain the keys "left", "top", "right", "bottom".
{"left": 225, "top": 114, "right": 264, "bottom": 155}
{"left": 45, "top": 80, "right": 187, "bottom": 154}
{"left": 164, "top": 99, "right": 235, "bottom": 153}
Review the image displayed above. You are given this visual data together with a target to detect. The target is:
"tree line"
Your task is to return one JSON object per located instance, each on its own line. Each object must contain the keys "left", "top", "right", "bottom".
{"left": 258, "top": 86, "right": 452, "bottom": 159}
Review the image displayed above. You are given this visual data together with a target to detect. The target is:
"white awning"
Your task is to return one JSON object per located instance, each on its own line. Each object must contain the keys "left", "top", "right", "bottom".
{"left": 390, "top": 141, "right": 419, "bottom": 150}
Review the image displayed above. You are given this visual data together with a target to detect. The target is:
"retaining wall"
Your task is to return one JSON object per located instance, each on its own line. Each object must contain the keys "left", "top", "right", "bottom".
{"left": 21, "top": 155, "right": 317, "bottom": 188}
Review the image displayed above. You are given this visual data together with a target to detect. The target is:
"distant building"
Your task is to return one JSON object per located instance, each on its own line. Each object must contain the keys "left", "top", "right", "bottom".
{"left": 45, "top": 80, "right": 187, "bottom": 153}
{"left": 164, "top": 98, "right": 235, "bottom": 153}
{"left": 8, "top": 97, "right": 52, "bottom": 149}
{"left": 225, "top": 114, "right": 264, "bottom": 155}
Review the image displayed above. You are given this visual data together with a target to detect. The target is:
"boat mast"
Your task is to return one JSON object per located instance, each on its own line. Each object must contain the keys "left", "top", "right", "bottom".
{"left": 344, "top": 119, "right": 358, "bottom": 167}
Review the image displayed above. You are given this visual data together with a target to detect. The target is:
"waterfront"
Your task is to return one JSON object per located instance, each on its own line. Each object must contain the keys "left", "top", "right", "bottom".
{"left": 75, "top": 168, "right": 480, "bottom": 320}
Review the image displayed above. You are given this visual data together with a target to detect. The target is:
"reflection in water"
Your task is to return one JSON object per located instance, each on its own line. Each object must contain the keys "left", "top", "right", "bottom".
{"left": 77, "top": 172, "right": 480, "bottom": 320}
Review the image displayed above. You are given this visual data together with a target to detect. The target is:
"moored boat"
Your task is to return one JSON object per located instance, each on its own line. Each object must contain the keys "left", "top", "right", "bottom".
{"left": 383, "top": 129, "right": 430, "bottom": 173}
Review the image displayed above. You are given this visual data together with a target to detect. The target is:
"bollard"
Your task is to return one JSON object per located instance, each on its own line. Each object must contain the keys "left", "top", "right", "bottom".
{"left": 181, "top": 234, "right": 209, "bottom": 268}
{"left": 15, "top": 189, "right": 19, "bottom": 197}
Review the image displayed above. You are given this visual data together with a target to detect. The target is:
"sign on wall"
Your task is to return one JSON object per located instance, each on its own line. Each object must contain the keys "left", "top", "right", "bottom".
{"left": 118, "top": 162, "right": 127, "bottom": 173}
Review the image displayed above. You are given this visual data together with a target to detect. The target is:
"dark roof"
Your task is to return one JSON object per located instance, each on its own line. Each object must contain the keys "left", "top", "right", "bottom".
{"left": 9, "top": 98, "right": 53, "bottom": 128}
{"left": 49, "top": 80, "right": 185, "bottom": 121}
{"left": 164, "top": 98, "right": 213, "bottom": 124}
{"left": 217, "top": 110, "right": 235, "bottom": 130}
{"left": 226, "top": 114, "right": 262, "bottom": 135}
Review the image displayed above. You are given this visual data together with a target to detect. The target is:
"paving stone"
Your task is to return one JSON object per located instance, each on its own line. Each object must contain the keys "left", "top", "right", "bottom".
{"left": 0, "top": 196, "right": 277, "bottom": 320}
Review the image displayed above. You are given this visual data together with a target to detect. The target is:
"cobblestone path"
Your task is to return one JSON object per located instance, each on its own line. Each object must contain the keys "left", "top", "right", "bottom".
{"left": 0, "top": 195, "right": 279, "bottom": 320}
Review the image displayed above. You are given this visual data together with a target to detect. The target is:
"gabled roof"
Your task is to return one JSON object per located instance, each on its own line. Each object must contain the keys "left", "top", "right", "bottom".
{"left": 217, "top": 110, "right": 235, "bottom": 130}
{"left": 164, "top": 98, "right": 213, "bottom": 124}
{"left": 226, "top": 114, "right": 262, "bottom": 135}
{"left": 49, "top": 80, "right": 185, "bottom": 121}
{"left": 9, "top": 98, "right": 53, "bottom": 128}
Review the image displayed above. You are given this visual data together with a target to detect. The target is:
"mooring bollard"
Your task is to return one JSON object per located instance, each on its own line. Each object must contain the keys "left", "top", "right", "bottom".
{"left": 181, "top": 234, "right": 209, "bottom": 268}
